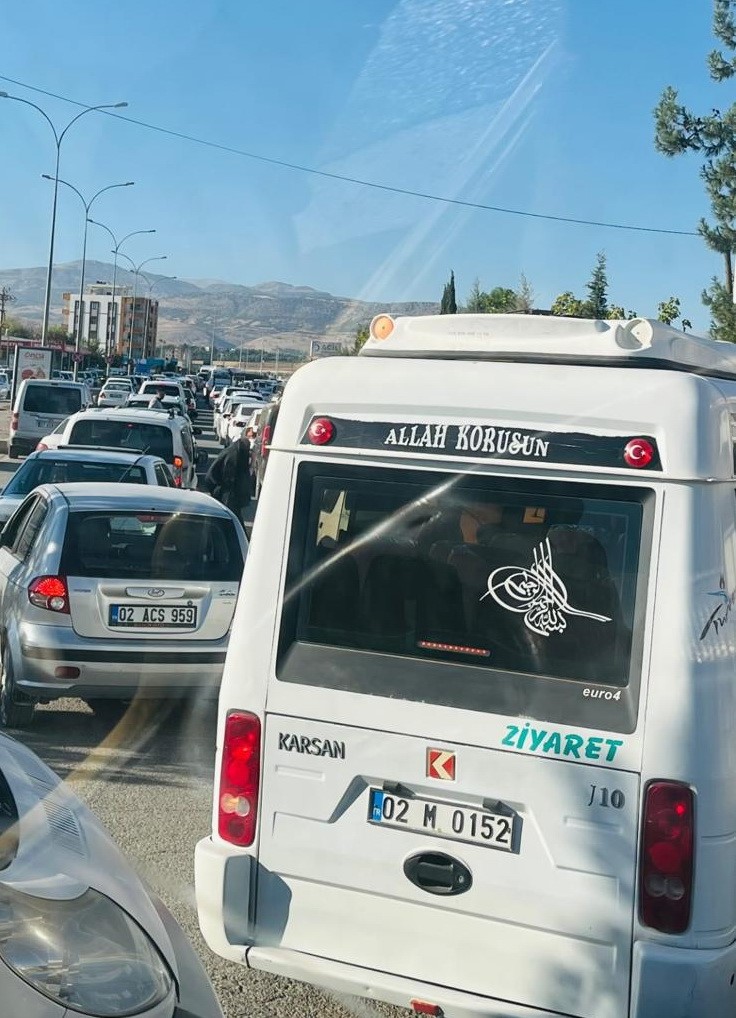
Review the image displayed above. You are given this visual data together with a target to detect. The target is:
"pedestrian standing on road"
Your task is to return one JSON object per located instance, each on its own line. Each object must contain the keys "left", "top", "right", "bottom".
{"left": 204, "top": 428, "right": 252, "bottom": 522}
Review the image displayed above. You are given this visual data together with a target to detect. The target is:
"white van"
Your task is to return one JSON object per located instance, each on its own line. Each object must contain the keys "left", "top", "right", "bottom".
{"left": 196, "top": 314, "right": 736, "bottom": 1018}
{"left": 9, "top": 379, "right": 91, "bottom": 457}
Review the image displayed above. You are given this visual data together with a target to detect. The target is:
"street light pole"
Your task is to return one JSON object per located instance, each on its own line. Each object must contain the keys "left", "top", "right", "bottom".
{"left": 0, "top": 93, "right": 127, "bottom": 345}
{"left": 43, "top": 177, "right": 134, "bottom": 378}
{"left": 117, "top": 254, "right": 167, "bottom": 369}
{"left": 87, "top": 223, "right": 156, "bottom": 358}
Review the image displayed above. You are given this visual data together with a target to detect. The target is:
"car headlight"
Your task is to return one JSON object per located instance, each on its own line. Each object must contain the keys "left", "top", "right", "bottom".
{"left": 0, "top": 883, "right": 173, "bottom": 1015}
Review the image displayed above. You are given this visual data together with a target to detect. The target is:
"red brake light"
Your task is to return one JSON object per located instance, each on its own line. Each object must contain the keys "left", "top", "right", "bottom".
{"left": 411, "top": 1002, "right": 443, "bottom": 1016}
{"left": 36, "top": 442, "right": 48, "bottom": 452}
{"left": 218, "top": 711, "right": 261, "bottom": 847}
{"left": 307, "top": 417, "right": 335, "bottom": 446}
{"left": 28, "top": 575, "right": 69, "bottom": 614}
{"left": 640, "top": 781, "right": 694, "bottom": 934}
{"left": 10, "top": 413, "right": 18, "bottom": 432}
{"left": 260, "top": 424, "right": 272, "bottom": 454}
{"left": 623, "top": 437, "right": 655, "bottom": 469}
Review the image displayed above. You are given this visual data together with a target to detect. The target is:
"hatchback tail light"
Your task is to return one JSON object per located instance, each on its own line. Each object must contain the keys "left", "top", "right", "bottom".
{"left": 36, "top": 442, "right": 48, "bottom": 451}
{"left": 260, "top": 424, "right": 272, "bottom": 456}
{"left": 640, "top": 781, "right": 694, "bottom": 934}
{"left": 172, "top": 455, "right": 183, "bottom": 488}
{"left": 28, "top": 575, "right": 69, "bottom": 614}
{"left": 10, "top": 413, "right": 18, "bottom": 433}
{"left": 218, "top": 711, "right": 261, "bottom": 847}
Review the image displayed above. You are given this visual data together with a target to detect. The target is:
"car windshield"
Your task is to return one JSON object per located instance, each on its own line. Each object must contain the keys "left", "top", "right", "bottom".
{"left": 2, "top": 458, "right": 148, "bottom": 496}
{"left": 68, "top": 420, "right": 174, "bottom": 461}
{"left": 60, "top": 511, "right": 244, "bottom": 581}
{"left": 23, "top": 387, "right": 82, "bottom": 415}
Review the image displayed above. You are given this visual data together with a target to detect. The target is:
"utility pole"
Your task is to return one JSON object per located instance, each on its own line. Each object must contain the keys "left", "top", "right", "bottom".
{"left": 0, "top": 286, "right": 15, "bottom": 333}
{"left": 0, "top": 287, "right": 15, "bottom": 369}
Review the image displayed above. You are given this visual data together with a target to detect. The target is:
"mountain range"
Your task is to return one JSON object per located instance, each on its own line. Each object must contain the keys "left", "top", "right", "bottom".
{"left": 0, "top": 261, "right": 438, "bottom": 352}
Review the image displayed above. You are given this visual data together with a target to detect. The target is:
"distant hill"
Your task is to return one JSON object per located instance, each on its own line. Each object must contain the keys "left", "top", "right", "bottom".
{"left": 0, "top": 261, "right": 438, "bottom": 352}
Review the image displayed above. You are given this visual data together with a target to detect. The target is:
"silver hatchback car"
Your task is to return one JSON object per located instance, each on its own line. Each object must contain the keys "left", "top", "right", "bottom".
{"left": 0, "top": 484, "right": 247, "bottom": 726}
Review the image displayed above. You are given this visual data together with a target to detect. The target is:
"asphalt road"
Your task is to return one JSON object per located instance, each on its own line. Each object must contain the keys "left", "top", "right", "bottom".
{"left": 0, "top": 402, "right": 398, "bottom": 1018}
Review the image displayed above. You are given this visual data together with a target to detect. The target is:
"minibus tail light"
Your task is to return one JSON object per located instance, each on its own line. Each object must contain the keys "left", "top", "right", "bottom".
{"left": 640, "top": 781, "right": 694, "bottom": 934}
{"left": 218, "top": 712, "right": 261, "bottom": 847}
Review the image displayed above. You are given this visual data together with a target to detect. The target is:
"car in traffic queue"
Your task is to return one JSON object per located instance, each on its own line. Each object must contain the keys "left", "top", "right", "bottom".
{"left": 38, "top": 407, "right": 203, "bottom": 489}
{"left": 9, "top": 379, "right": 92, "bottom": 459}
{"left": 0, "top": 730, "right": 223, "bottom": 1017}
{"left": 97, "top": 378, "right": 136, "bottom": 408}
{"left": 196, "top": 312, "right": 736, "bottom": 1018}
{"left": 0, "top": 484, "right": 247, "bottom": 727}
{"left": 215, "top": 393, "right": 264, "bottom": 445}
{"left": 225, "top": 403, "right": 267, "bottom": 448}
{"left": 0, "top": 448, "right": 174, "bottom": 524}
{"left": 249, "top": 400, "right": 280, "bottom": 498}
{"left": 139, "top": 380, "right": 197, "bottom": 420}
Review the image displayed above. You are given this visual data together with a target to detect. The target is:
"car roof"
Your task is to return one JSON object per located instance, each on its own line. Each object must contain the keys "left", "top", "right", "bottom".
{"left": 36, "top": 483, "right": 231, "bottom": 516}
{"left": 26, "top": 448, "right": 158, "bottom": 464}
{"left": 67, "top": 407, "right": 185, "bottom": 428}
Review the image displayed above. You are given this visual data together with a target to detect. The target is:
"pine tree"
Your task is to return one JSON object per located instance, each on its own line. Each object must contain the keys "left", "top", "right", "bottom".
{"left": 584, "top": 252, "right": 609, "bottom": 319}
{"left": 654, "top": 0, "right": 736, "bottom": 338}
{"left": 440, "top": 271, "right": 457, "bottom": 314}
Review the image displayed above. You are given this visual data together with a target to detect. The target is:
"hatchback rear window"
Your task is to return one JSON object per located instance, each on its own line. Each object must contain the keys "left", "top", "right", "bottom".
{"left": 278, "top": 465, "right": 653, "bottom": 733}
{"left": 141, "top": 383, "right": 181, "bottom": 398}
{"left": 61, "top": 512, "right": 244, "bottom": 581}
{"left": 4, "top": 459, "right": 147, "bottom": 497}
{"left": 69, "top": 420, "right": 174, "bottom": 461}
{"left": 23, "top": 386, "right": 82, "bottom": 415}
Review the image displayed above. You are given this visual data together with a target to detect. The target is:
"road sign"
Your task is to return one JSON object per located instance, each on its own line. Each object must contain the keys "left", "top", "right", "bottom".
{"left": 426, "top": 748, "right": 456, "bottom": 781}
{"left": 310, "top": 340, "right": 344, "bottom": 359}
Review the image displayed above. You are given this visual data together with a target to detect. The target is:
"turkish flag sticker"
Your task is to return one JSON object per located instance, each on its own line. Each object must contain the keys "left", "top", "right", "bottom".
{"left": 427, "top": 748, "right": 456, "bottom": 781}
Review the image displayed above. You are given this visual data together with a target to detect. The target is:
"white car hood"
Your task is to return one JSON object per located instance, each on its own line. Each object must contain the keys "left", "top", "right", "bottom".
{"left": 0, "top": 736, "right": 178, "bottom": 975}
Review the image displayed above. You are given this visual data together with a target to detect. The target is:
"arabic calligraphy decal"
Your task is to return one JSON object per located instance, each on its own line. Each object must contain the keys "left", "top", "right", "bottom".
{"left": 482, "top": 538, "right": 612, "bottom": 636}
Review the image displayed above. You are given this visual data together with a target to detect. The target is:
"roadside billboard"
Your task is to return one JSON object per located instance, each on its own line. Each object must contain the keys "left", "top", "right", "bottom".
{"left": 11, "top": 345, "right": 53, "bottom": 405}
{"left": 310, "top": 340, "right": 344, "bottom": 358}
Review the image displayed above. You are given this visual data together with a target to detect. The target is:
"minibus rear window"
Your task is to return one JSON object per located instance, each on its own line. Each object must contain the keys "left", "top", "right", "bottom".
{"left": 278, "top": 465, "right": 652, "bottom": 730}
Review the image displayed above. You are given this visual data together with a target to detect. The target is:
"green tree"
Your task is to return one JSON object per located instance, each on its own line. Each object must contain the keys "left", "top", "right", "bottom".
{"left": 606, "top": 306, "right": 639, "bottom": 319}
{"left": 584, "top": 252, "right": 609, "bottom": 319}
{"left": 440, "top": 271, "right": 458, "bottom": 314}
{"left": 550, "top": 291, "right": 587, "bottom": 317}
{"left": 3, "top": 316, "right": 36, "bottom": 339}
{"left": 353, "top": 325, "right": 369, "bottom": 354}
{"left": 484, "top": 286, "right": 518, "bottom": 313}
{"left": 702, "top": 279, "right": 736, "bottom": 339}
{"left": 465, "top": 278, "right": 484, "bottom": 312}
{"left": 654, "top": 1, "right": 736, "bottom": 339}
{"left": 47, "top": 325, "right": 70, "bottom": 343}
{"left": 657, "top": 296, "right": 681, "bottom": 325}
{"left": 515, "top": 273, "right": 534, "bottom": 313}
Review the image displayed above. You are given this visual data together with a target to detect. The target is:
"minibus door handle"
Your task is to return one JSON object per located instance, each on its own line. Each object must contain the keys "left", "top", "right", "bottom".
{"left": 403, "top": 852, "right": 472, "bottom": 896}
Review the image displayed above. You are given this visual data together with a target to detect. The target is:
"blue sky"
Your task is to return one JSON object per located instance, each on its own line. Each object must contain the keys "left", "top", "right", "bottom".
{"left": 0, "top": 0, "right": 724, "bottom": 328}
